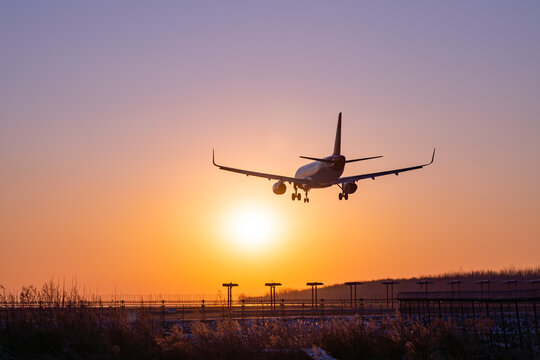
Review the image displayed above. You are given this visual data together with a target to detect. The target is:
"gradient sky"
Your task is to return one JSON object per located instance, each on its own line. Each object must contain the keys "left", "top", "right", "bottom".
{"left": 1, "top": 1, "right": 539, "bottom": 296}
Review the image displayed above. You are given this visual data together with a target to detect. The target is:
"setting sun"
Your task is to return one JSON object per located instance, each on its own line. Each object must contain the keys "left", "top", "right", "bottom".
{"left": 223, "top": 204, "right": 281, "bottom": 252}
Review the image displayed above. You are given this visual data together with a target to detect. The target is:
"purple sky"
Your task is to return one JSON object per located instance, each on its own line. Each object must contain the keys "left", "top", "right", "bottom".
{"left": 1, "top": 1, "right": 539, "bottom": 294}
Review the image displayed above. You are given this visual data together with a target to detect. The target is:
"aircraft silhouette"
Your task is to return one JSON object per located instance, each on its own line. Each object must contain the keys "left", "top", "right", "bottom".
{"left": 213, "top": 113, "right": 435, "bottom": 203}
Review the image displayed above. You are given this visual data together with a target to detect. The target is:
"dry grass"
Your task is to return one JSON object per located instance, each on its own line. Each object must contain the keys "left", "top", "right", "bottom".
{"left": 1, "top": 277, "right": 538, "bottom": 359}
{"left": 1, "top": 307, "right": 536, "bottom": 359}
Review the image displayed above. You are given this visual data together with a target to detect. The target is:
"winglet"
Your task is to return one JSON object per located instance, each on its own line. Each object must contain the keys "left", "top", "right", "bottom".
{"left": 212, "top": 148, "right": 218, "bottom": 167}
{"left": 426, "top": 148, "right": 436, "bottom": 166}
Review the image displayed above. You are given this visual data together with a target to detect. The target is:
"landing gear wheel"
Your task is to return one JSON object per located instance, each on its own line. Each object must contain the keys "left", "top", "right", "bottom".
{"left": 291, "top": 193, "right": 296, "bottom": 201}
{"left": 297, "top": 193, "right": 302, "bottom": 201}
{"left": 338, "top": 193, "right": 343, "bottom": 200}
{"left": 303, "top": 191, "right": 310, "bottom": 203}
{"left": 344, "top": 193, "right": 348, "bottom": 200}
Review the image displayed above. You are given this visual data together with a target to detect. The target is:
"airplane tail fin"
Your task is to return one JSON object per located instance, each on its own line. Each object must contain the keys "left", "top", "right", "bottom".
{"left": 333, "top": 112, "right": 342, "bottom": 155}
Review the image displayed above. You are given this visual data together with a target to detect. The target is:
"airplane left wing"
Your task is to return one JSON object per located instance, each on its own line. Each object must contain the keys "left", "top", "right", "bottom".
{"left": 213, "top": 150, "right": 310, "bottom": 185}
{"left": 334, "top": 148, "right": 435, "bottom": 184}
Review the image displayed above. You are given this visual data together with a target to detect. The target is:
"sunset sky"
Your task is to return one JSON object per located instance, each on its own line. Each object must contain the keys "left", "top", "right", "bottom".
{"left": 1, "top": 2, "right": 539, "bottom": 296}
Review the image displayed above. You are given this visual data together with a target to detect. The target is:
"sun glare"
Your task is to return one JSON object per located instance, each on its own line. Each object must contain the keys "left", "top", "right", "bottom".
{"left": 223, "top": 204, "right": 280, "bottom": 252}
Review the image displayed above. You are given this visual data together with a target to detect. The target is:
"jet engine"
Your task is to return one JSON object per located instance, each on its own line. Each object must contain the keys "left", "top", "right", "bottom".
{"left": 343, "top": 182, "right": 357, "bottom": 194}
{"left": 272, "top": 181, "right": 287, "bottom": 195}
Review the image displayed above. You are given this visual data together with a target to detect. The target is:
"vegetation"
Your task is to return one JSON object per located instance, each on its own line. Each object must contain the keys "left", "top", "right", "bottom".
{"left": 264, "top": 266, "right": 540, "bottom": 300}
{"left": 1, "top": 306, "right": 537, "bottom": 360}
{"left": 1, "top": 271, "right": 538, "bottom": 359}
{"left": 422, "top": 265, "right": 540, "bottom": 280}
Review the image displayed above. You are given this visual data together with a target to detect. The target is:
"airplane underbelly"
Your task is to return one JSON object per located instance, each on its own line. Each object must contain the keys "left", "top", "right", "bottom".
{"left": 309, "top": 167, "right": 343, "bottom": 187}
{"left": 295, "top": 161, "right": 343, "bottom": 188}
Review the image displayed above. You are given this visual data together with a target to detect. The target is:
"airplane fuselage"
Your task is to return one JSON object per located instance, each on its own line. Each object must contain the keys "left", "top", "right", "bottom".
{"left": 295, "top": 155, "right": 345, "bottom": 189}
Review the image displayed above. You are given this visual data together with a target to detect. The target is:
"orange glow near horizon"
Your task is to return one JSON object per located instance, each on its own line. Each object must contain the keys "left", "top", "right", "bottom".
{"left": 1, "top": 2, "right": 540, "bottom": 296}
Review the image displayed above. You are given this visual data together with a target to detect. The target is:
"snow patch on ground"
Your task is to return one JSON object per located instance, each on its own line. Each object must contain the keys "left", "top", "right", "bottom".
{"left": 302, "top": 346, "right": 338, "bottom": 360}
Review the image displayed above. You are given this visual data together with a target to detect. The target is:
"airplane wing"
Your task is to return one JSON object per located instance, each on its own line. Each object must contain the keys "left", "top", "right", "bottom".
{"left": 334, "top": 148, "right": 435, "bottom": 184}
{"left": 213, "top": 150, "right": 310, "bottom": 185}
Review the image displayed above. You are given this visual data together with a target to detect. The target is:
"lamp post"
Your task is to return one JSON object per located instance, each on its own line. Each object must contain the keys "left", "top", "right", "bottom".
{"left": 222, "top": 282, "right": 238, "bottom": 308}
{"left": 417, "top": 280, "right": 434, "bottom": 297}
{"left": 265, "top": 282, "right": 282, "bottom": 311}
{"left": 476, "top": 280, "right": 492, "bottom": 299}
{"left": 307, "top": 282, "right": 323, "bottom": 310}
{"left": 447, "top": 279, "right": 462, "bottom": 298}
{"left": 344, "top": 281, "right": 363, "bottom": 312}
{"left": 381, "top": 280, "right": 400, "bottom": 308}
{"left": 502, "top": 279, "right": 519, "bottom": 298}
{"left": 528, "top": 279, "right": 540, "bottom": 296}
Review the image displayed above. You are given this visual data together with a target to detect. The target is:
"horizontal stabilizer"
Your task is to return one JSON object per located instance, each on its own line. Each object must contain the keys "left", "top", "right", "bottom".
{"left": 345, "top": 155, "right": 383, "bottom": 163}
{"left": 299, "top": 156, "right": 334, "bottom": 163}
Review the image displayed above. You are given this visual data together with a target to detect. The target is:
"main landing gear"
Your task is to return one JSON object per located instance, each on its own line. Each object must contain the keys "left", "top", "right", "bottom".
{"left": 291, "top": 186, "right": 310, "bottom": 203}
{"left": 291, "top": 185, "right": 301, "bottom": 201}
{"left": 337, "top": 184, "right": 349, "bottom": 200}
{"left": 291, "top": 192, "right": 301, "bottom": 201}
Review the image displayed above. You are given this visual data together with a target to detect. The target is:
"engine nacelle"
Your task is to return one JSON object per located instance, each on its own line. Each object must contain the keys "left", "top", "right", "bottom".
{"left": 272, "top": 181, "right": 287, "bottom": 195}
{"left": 343, "top": 182, "right": 357, "bottom": 194}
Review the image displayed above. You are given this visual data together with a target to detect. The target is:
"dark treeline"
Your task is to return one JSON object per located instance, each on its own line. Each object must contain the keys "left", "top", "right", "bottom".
{"left": 258, "top": 266, "right": 540, "bottom": 301}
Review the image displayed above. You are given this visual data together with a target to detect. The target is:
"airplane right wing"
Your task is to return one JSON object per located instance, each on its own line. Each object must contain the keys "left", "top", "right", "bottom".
{"left": 212, "top": 150, "right": 310, "bottom": 186}
{"left": 334, "top": 148, "right": 435, "bottom": 184}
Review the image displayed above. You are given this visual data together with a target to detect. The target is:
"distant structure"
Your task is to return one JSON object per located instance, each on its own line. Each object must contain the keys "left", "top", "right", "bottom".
{"left": 307, "top": 282, "right": 324, "bottom": 309}
{"left": 476, "top": 280, "right": 493, "bottom": 298}
{"left": 265, "top": 282, "right": 282, "bottom": 311}
{"left": 447, "top": 279, "right": 462, "bottom": 297}
{"left": 344, "top": 281, "right": 362, "bottom": 310}
{"left": 528, "top": 279, "right": 540, "bottom": 296}
{"left": 417, "top": 280, "right": 433, "bottom": 296}
{"left": 222, "top": 282, "right": 238, "bottom": 308}
{"left": 381, "top": 280, "right": 400, "bottom": 308}
{"left": 502, "top": 279, "right": 519, "bottom": 297}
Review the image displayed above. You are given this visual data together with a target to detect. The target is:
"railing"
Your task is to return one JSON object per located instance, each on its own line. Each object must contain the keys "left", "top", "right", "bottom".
{"left": 0, "top": 297, "right": 399, "bottom": 323}
{"left": 397, "top": 289, "right": 540, "bottom": 300}
{"left": 397, "top": 291, "right": 540, "bottom": 349}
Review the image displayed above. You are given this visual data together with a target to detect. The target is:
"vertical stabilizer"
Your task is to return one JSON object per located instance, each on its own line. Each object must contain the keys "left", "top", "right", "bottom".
{"left": 333, "top": 112, "right": 342, "bottom": 155}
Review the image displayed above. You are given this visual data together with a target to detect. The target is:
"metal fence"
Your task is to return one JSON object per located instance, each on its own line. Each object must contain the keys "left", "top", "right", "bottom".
{"left": 0, "top": 297, "right": 395, "bottom": 320}
{"left": 397, "top": 290, "right": 540, "bottom": 349}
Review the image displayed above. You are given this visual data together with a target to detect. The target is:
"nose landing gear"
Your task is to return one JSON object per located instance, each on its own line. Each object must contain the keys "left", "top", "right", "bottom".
{"left": 291, "top": 186, "right": 301, "bottom": 201}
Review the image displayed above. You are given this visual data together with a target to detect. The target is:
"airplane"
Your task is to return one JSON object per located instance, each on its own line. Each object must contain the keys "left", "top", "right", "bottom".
{"left": 213, "top": 112, "right": 435, "bottom": 203}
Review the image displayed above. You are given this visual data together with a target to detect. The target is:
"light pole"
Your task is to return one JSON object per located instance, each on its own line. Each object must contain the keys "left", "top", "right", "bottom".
{"left": 476, "top": 280, "right": 492, "bottom": 299}
{"left": 528, "top": 279, "right": 540, "bottom": 296}
{"left": 307, "top": 282, "right": 323, "bottom": 310}
{"left": 502, "top": 279, "right": 519, "bottom": 298}
{"left": 265, "top": 282, "right": 282, "bottom": 311}
{"left": 417, "top": 280, "right": 433, "bottom": 297}
{"left": 222, "top": 282, "right": 238, "bottom": 308}
{"left": 447, "top": 279, "right": 462, "bottom": 298}
{"left": 381, "top": 280, "right": 400, "bottom": 308}
{"left": 344, "top": 281, "right": 363, "bottom": 312}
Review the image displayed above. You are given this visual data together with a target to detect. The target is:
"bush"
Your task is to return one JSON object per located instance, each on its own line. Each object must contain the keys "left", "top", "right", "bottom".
{"left": 1, "top": 310, "right": 537, "bottom": 359}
